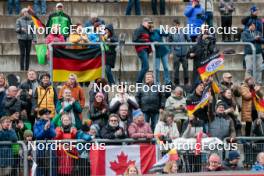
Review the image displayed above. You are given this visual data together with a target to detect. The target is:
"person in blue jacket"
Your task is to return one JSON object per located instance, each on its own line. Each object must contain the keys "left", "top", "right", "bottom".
{"left": 150, "top": 26, "right": 171, "bottom": 85}
{"left": 252, "top": 152, "right": 264, "bottom": 172}
{"left": 242, "top": 5, "right": 263, "bottom": 34}
{"left": 184, "top": 0, "right": 206, "bottom": 42}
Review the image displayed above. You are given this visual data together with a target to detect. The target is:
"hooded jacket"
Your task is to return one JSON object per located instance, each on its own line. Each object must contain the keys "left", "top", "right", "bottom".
{"left": 133, "top": 25, "right": 152, "bottom": 53}
{"left": 33, "top": 119, "right": 56, "bottom": 140}
{"left": 104, "top": 24, "right": 118, "bottom": 68}
{"left": 16, "top": 16, "right": 36, "bottom": 41}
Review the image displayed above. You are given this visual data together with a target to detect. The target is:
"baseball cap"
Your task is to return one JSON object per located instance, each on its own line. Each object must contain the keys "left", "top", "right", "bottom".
{"left": 56, "top": 3, "right": 64, "bottom": 8}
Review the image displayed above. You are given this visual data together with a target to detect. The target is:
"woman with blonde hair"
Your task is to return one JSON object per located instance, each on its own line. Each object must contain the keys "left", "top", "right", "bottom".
{"left": 163, "top": 160, "right": 177, "bottom": 174}
{"left": 0, "top": 73, "right": 8, "bottom": 117}
{"left": 124, "top": 164, "right": 140, "bottom": 176}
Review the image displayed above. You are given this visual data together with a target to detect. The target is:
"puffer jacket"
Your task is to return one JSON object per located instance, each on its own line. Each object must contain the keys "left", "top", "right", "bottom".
{"left": 136, "top": 83, "right": 165, "bottom": 113}
{"left": 154, "top": 121, "right": 180, "bottom": 139}
{"left": 133, "top": 25, "right": 152, "bottom": 53}
{"left": 252, "top": 162, "right": 264, "bottom": 172}
{"left": 165, "top": 94, "right": 188, "bottom": 120}
{"left": 100, "top": 124, "right": 126, "bottom": 139}
{"left": 16, "top": 16, "right": 36, "bottom": 41}
{"left": 128, "top": 122, "right": 153, "bottom": 138}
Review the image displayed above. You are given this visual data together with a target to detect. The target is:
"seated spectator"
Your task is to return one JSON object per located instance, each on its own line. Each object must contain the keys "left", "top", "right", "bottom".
{"left": 220, "top": 72, "right": 234, "bottom": 90}
{"left": 252, "top": 152, "right": 264, "bottom": 172}
{"left": 33, "top": 108, "right": 56, "bottom": 140}
{"left": 89, "top": 78, "right": 109, "bottom": 106}
{"left": 206, "top": 153, "right": 224, "bottom": 171}
{"left": 100, "top": 114, "right": 126, "bottom": 139}
{"left": 182, "top": 115, "right": 205, "bottom": 138}
{"left": 208, "top": 101, "right": 236, "bottom": 140}
{"left": 34, "top": 73, "right": 58, "bottom": 119}
{"left": 154, "top": 112, "right": 180, "bottom": 141}
{"left": 163, "top": 160, "right": 177, "bottom": 174}
{"left": 90, "top": 92, "right": 109, "bottom": 128}
{"left": 55, "top": 114, "right": 77, "bottom": 176}
{"left": 109, "top": 85, "right": 138, "bottom": 116}
{"left": 223, "top": 151, "right": 244, "bottom": 171}
{"left": 46, "top": 24, "right": 65, "bottom": 60}
{"left": 77, "top": 123, "right": 93, "bottom": 141}
{"left": 252, "top": 112, "right": 264, "bottom": 137}
{"left": 55, "top": 88, "right": 82, "bottom": 129}
{"left": 0, "top": 73, "right": 8, "bottom": 117}
{"left": 3, "top": 86, "right": 27, "bottom": 116}
{"left": 118, "top": 104, "right": 132, "bottom": 136}
{"left": 90, "top": 124, "right": 100, "bottom": 139}
{"left": 124, "top": 164, "right": 140, "bottom": 176}
{"left": 9, "top": 109, "right": 26, "bottom": 140}
{"left": 68, "top": 23, "right": 89, "bottom": 49}
{"left": 165, "top": 86, "right": 187, "bottom": 131}
{"left": 0, "top": 116, "right": 18, "bottom": 176}
{"left": 136, "top": 72, "right": 165, "bottom": 131}
{"left": 128, "top": 109, "right": 153, "bottom": 139}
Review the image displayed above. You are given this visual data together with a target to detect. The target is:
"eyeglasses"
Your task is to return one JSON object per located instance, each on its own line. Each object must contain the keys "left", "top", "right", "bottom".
{"left": 109, "top": 119, "right": 118, "bottom": 122}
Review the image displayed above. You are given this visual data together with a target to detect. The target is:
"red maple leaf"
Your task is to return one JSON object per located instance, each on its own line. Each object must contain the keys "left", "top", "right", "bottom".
{"left": 110, "top": 151, "right": 136, "bottom": 175}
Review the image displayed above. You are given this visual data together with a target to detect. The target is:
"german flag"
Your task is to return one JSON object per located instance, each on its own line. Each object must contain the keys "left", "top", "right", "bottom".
{"left": 198, "top": 54, "right": 224, "bottom": 81}
{"left": 252, "top": 91, "right": 264, "bottom": 112}
{"left": 53, "top": 47, "right": 102, "bottom": 82}
{"left": 28, "top": 6, "right": 45, "bottom": 29}
{"left": 211, "top": 81, "right": 221, "bottom": 94}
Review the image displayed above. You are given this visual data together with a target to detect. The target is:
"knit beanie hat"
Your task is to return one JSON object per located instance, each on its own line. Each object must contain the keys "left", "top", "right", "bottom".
{"left": 132, "top": 109, "right": 143, "bottom": 120}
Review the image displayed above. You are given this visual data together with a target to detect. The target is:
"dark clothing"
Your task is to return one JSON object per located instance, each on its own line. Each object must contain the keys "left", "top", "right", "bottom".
{"left": 151, "top": 0, "right": 165, "bottom": 15}
{"left": 206, "top": 166, "right": 225, "bottom": 172}
{"left": 221, "top": 15, "right": 233, "bottom": 41}
{"left": 252, "top": 118, "right": 264, "bottom": 137}
{"left": 3, "top": 96, "right": 27, "bottom": 116}
{"left": 241, "top": 29, "right": 264, "bottom": 54}
{"left": 242, "top": 15, "right": 263, "bottom": 34}
{"left": 173, "top": 56, "right": 189, "bottom": 85}
{"left": 105, "top": 24, "right": 118, "bottom": 68}
{"left": 133, "top": 25, "right": 152, "bottom": 54}
{"left": 125, "top": 0, "right": 141, "bottom": 15}
{"left": 18, "top": 39, "right": 32, "bottom": 71}
{"left": 0, "top": 89, "right": 6, "bottom": 117}
{"left": 223, "top": 160, "right": 244, "bottom": 171}
{"left": 100, "top": 124, "right": 126, "bottom": 139}
{"left": 182, "top": 118, "right": 205, "bottom": 137}
{"left": 89, "top": 104, "right": 109, "bottom": 128}
{"left": 150, "top": 29, "right": 169, "bottom": 58}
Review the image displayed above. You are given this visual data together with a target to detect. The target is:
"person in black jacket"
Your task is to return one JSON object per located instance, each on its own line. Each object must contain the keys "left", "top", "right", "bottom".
{"left": 133, "top": 18, "right": 153, "bottom": 83}
{"left": 100, "top": 114, "right": 126, "bottom": 139}
{"left": 102, "top": 24, "right": 118, "bottom": 85}
{"left": 136, "top": 71, "right": 165, "bottom": 131}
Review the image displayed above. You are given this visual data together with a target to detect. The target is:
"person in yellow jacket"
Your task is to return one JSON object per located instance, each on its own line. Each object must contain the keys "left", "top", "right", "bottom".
{"left": 33, "top": 73, "right": 58, "bottom": 118}
{"left": 68, "top": 23, "right": 89, "bottom": 49}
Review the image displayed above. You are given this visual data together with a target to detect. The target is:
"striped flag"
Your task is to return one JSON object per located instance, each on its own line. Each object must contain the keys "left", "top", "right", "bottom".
{"left": 28, "top": 6, "right": 45, "bottom": 29}
{"left": 252, "top": 91, "right": 264, "bottom": 112}
{"left": 198, "top": 54, "right": 224, "bottom": 81}
{"left": 52, "top": 47, "right": 102, "bottom": 82}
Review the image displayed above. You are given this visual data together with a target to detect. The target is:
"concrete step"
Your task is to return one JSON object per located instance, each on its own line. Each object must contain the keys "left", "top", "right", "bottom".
{"left": 1, "top": 1, "right": 264, "bottom": 16}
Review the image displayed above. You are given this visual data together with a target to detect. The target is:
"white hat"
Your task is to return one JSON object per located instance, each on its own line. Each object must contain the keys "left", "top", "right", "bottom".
{"left": 56, "top": 3, "right": 64, "bottom": 8}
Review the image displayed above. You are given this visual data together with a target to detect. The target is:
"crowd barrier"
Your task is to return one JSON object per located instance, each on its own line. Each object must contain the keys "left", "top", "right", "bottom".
{"left": 1, "top": 137, "right": 263, "bottom": 175}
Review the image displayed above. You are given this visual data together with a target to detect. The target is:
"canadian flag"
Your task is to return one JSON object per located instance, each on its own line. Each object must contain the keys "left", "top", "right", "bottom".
{"left": 90, "top": 144, "right": 157, "bottom": 175}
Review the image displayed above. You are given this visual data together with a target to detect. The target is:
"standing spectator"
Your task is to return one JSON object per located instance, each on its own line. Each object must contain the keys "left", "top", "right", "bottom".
{"left": 220, "top": 72, "right": 233, "bottom": 90}
{"left": 128, "top": 109, "right": 153, "bottom": 139}
{"left": 200, "top": 0, "right": 214, "bottom": 27}
{"left": 219, "top": 0, "right": 235, "bottom": 41}
{"left": 118, "top": 104, "right": 132, "bottom": 136}
{"left": 252, "top": 112, "right": 264, "bottom": 137}
{"left": 169, "top": 19, "right": 190, "bottom": 85}
{"left": 2, "top": 86, "right": 27, "bottom": 116}
{"left": 7, "top": 0, "right": 20, "bottom": 15}
{"left": 223, "top": 151, "right": 244, "bottom": 170}
{"left": 0, "top": 74, "right": 8, "bottom": 117}
{"left": 58, "top": 73, "right": 85, "bottom": 109}
{"left": 0, "top": 116, "right": 18, "bottom": 176}
{"left": 33, "top": 0, "right": 46, "bottom": 16}
{"left": 125, "top": 0, "right": 141, "bottom": 15}
{"left": 182, "top": 115, "right": 205, "bottom": 138}
{"left": 241, "top": 22, "right": 264, "bottom": 84}
{"left": 206, "top": 153, "right": 225, "bottom": 171}
{"left": 154, "top": 112, "right": 180, "bottom": 141}
{"left": 20, "top": 69, "right": 39, "bottom": 125}
{"left": 102, "top": 24, "right": 118, "bottom": 85}
{"left": 151, "top": 0, "right": 165, "bottom": 15}
{"left": 136, "top": 72, "right": 165, "bottom": 131}
{"left": 46, "top": 3, "right": 72, "bottom": 39}
{"left": 68, "top": 23, "right": 88, "bottom": 49}
{"left": 133, "top": 18, "right": 153, "bottom": 83}
{"left": 165, "top": 86, "right": 188, "bottom": 132}
{"left": 208, "top": 101, "right": 236, "bottom": 140}
{"left": 46, "top": 24, "right": 65, "bottom": 60}
{"left": 150, "top": 25, "right": 171, "bottom": 85}
{"left": 242, "top": 5, "right": 263, "bottom": 34}
{"left": 87, "top": 22, "right": 102, "bottom": 48}
{"left": 55, "top": 114, "right": 77, "bottom": 176}
{"left": 252, "top": 152, "right": 264, "bottom": 172}
{"left": 55, "top": 88, "right": 82, "bottom": 130}
{"left": 101, "top": 114, "right": 126, "bottom": 139}
{"left": 240, "top": 76, "right": 262, "bottom": 136}
{"left": 16, "top": 8, "right": 36, "bottom": 71}
{"left": 90, "top": 92, "right": 108, "bottom": 128}
{"left": 109, "top": 85, "right": 139, "bottom": 116}
{"left": 34, "top": 73, "right": 58, "bottom": 118}
{"left": 184, "top": 0, "right": 206, "bottom": 42}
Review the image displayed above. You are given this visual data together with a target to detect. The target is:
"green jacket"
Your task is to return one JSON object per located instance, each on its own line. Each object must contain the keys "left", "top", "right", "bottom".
{"left": 46, "top": 11, "right": 72, "bottom": 37}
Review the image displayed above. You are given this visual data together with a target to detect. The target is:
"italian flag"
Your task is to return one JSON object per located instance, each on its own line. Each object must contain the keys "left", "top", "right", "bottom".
{"left": 90, "top": 144, "right": 157, "bottom": 175}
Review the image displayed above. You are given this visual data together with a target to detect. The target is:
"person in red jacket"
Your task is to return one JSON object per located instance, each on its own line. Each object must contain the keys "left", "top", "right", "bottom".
{"left": 128, "top": 109, "right": 153, "bottom": 139}
{"left": 54, "top": 114, "right": 77, "bottom": 176}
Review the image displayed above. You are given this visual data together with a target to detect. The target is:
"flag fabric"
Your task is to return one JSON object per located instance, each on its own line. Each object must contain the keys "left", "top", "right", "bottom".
{"left": 186, "top": 85, "right": 211, "bottom": 116}
{"left": 52, "top": 47, "right": 102, "bottom": 82}
{"left": 198, "top": 54, "right": 224, "bottom": 81}
{"left": 35, "top": 44, "right": 47, "bottom": 65}
{"left": 28, "top": 6, "right": 45, "bottom": 29}
{"left": 212, "top": 81, "right": 221, "bottom": 94}
{"left": 195, "top": 131, "right": 203, "bottom": 156}
{"left": 90, "top": 144, "right": 156, "bottom": 175}
{"left": 252, "top": 91, "right": 264, "bottom": 112}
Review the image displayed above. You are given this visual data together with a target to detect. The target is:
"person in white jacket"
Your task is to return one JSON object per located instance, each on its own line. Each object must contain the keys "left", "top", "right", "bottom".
{"left": 154, "top": 111, "right": 180, "bottom": 141}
